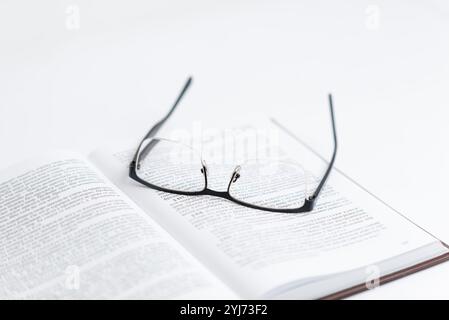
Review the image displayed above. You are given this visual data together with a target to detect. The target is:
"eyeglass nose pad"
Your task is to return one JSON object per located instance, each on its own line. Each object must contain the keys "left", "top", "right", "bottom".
{"left": 200, "top": 160, "right": 208, "bottom": 176}
{"left": 231, "top": 165, "right": 241, "bottom": 183}
{"left": 227, "top": 165, "right": 241, "bottom": 192}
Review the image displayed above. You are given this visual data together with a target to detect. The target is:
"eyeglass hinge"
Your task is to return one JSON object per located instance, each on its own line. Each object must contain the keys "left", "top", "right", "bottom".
{"left": 303, "top": 197, "right": 316, "bottom": 211}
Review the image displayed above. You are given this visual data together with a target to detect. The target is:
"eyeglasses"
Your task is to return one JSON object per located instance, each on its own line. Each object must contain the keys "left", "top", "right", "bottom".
{"left": 129, "top": 77, "right": 337, "bottom": 213}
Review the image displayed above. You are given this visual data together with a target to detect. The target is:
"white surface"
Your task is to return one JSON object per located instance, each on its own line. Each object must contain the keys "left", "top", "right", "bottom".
{"left": 1, "top": 0, "right": 448, "bottom": 299}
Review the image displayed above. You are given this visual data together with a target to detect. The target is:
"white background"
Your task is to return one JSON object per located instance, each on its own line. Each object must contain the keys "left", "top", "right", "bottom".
{"left": 1, "top": 0, "right": 448, "bottom": 299}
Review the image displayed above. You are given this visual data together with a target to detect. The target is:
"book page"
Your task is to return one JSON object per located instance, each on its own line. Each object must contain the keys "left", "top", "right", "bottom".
{"left": 0, "top": 151, "right": 235, "bottom": 299}
{"left": 89, "top": 119, "right": 441, "bottom": 298}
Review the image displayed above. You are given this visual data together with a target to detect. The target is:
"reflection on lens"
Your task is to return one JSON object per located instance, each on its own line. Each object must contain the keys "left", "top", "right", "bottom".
{"left": 136, "top": 138, "right": 205, "bottom": 192}
{"left": 229, "top": 160, "right": 307, "bottom": 210}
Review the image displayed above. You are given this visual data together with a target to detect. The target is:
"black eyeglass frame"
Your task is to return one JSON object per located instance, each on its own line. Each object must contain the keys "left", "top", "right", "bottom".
{"left": 129, "top": 77, "right": 337, "bottom": 213}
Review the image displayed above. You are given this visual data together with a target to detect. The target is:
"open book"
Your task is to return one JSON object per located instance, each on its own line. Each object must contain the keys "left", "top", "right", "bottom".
{"left": 1, "top": 118, "right": 448, "bottom": 299}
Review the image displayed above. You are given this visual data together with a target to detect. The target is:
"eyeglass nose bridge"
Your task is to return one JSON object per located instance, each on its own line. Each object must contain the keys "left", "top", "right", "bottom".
{"left": 199, "top": 163, "right": 242, "bottom": 195}
{"left": 202, "top": 188, "right": 229, "bottom": 198}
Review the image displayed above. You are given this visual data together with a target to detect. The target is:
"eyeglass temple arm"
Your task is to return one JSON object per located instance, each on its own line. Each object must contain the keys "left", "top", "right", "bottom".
{"left": 143, "top": 76, "right": 192, "bottom": 140}
{"left": 308, "top": 94, "right": 337, "bottom": 202}
{"left": 132, "top": 77, "right": 193, "bottom": 163}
